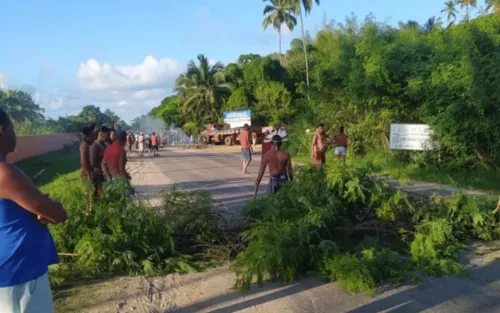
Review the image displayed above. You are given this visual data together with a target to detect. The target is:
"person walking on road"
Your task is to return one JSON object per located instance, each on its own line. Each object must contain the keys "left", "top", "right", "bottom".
{"left": 253, "top": 135, "right": 293, "bottom": 201}
{"left": 138, "top": 133, "right": 145, "bottom": 157}
{"left": 311, "top": 124, "right": 326, "bottom": 168}
{"left": 252, "top": 131, "right": 257, "bottom": 147}
{"left": 0, "top": 108, "right": 67, "bottom": 313}
{"left": 151, "top": 132, "right": 159, "bottom": 156}
{"left": 90, "top": 126, "right": 110, "bottom": 198}
{"left": 126, "top": 133, "right": 133, "bottom": 153}
{"left": 333, "top": 125, "right": 350, "bottom": 163}
{"left": 240, "top": 124, "right": 253, "bottom": 175}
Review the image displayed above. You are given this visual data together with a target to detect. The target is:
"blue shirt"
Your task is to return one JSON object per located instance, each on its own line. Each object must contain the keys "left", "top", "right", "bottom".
{"left": 0, "top": 198, "right": 59, "bottom": 287}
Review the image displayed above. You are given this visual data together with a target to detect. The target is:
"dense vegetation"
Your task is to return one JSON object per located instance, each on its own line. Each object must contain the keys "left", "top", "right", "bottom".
{"left": 43, "top": 172, "right": 221, "bottom": 288}
{"left": 148, "top": 3, "right": 500, "bottom": 173}
{"left": 0, "top": 89, "right": 127, "bottom": 134}
{"left": 232, "top": 162, "right": 500, "bottom": 295}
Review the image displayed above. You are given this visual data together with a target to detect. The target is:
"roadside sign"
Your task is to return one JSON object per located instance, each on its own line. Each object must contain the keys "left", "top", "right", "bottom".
{"left": 390, "top": 124, "right": 432, "bottom": 151}
{"left": 223, "top": 110, "right": 251, "bottom": 128}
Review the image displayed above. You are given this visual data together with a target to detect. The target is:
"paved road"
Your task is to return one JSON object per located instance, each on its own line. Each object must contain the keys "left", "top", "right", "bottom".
{"left": 128, "top": 146, "right": 267, "bottom": 213}
{"left": 118, "top": 146, "right": 500, "bottom": 313}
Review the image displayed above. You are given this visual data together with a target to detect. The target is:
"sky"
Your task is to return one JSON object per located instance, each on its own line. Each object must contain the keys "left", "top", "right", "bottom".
{"left": 0, "top": 0, "right": 465, "bottom": 122}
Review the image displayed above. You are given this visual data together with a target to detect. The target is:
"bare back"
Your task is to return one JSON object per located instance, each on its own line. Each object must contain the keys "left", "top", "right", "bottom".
{"left": 263, "top": 149, "right": 290, "bottom": 177}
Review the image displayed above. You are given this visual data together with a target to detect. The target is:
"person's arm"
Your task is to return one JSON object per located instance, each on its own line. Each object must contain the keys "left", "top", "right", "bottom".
{"left": 346, "top": 136, "right": 351, "bottom": 147}
{"left": 80, "top": 144, "right": 92, "bottom": 179}
{"left": 287, "top": 155, "right": 293, "bottom": 181}
{"left": 118, "top": 149, "right": 130, "bottom": 179}
{"left": 249, "top": 132, "right": 254, "bottom": 152}
{"left": 253, "top": 156, "right": 268, "bottom": 202}
{"left": 101, "top": 158, "right": 110, "bottom": 181}
{"left": 311, "top": 134, "right": 317, "bottom": 156}
{"left": 0, "top": 164, "right": 67, "bottom": 223}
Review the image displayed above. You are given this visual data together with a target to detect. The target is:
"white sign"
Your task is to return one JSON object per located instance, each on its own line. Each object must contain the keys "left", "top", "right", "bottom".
{"left": 223, "top": 110, "right": 251, "bottom": 128}
{"left": 390, "top": 124, "right": 432, "bottom": 151}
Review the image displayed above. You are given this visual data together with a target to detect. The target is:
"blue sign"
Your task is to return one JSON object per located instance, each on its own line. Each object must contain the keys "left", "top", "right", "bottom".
{"left": 223, "top": 110, "right": 251, "bottom": 128}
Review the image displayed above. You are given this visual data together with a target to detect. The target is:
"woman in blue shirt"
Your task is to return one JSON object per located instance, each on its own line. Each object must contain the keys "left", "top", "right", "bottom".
{"left": 0, "top": 109, "right": 67, "bottom": 313}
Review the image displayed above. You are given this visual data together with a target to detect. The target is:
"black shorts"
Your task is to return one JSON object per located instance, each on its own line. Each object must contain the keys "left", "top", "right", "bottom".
{"left": 92, "top": 172, "right": 105, "bottom": 191}
{"left": 152, "top": 145, "right": 159, "bottom": 151}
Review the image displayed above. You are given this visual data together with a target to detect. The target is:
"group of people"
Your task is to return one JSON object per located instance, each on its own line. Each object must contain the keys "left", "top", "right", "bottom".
{"left": 80, "top": 125, "right": 131, "bottom": 198}
{"left": 126, "top": 132, "right": 162, "bottom": 157}
{"left": 245, "top": 123, "right": 350, "bottom": 201}
{"left": 311, "top": 124, "right": 351, "bottom": 168}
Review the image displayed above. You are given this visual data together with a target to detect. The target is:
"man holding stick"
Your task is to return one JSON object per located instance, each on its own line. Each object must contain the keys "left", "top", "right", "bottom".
{"left": 253, "top": 135, "right": 293, "bottom": 202}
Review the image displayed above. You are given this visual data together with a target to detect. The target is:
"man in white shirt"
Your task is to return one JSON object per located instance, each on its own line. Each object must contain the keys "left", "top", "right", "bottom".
{"left": 138, "top": 133, "right": 145, "bottom": 156}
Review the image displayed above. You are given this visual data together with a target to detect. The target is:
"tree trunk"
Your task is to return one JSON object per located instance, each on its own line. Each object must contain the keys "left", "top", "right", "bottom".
{"left": 299, "top": 8, "right": 310, "bottom": 89}
{"left": 279, "top": 28, "right": 283, "bottom": 66}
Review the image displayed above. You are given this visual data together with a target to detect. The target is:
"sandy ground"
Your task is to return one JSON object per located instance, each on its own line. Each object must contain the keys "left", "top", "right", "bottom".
{"left": 54, "top": 146, "right": 500, "bottom": 313}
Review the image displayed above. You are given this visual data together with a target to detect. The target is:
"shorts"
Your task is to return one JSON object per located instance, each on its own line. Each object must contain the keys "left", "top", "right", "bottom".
{"left": 335, "top": 146, "right": 347, "bottom": 156}
{"left": 268, "top": 174, "right": 289, "bottom": 194}
{"left": 92, "top": 172, "right": 105, "bottom": 193}
{"left": 241, "top": 148, "right": 252, "bottom": 161}
{"left": 152, "top": 145, "right": 159, "bottom": 151}
{"left": 0, "top": 273, "right": 55, "bottom": 313}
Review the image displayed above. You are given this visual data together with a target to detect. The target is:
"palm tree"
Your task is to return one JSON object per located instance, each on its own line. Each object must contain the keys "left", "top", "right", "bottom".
{"left": 289, "top": 0, "right": 319, "bottom": 89}
{"left": 262, "top": 0, "right": 297, "bottom": 66}
{"left": 486, "top": 0, "right": 500, "bottom": 13}
{"left": 175, "top": 54, "right": 231, "bottom": 123}
{"left": 455, "top": 0, "right": 477, "bottom": 20}
{"left": 442, "top": 1, "right": 458, "bottom": 26}
{"left": 0, "top": 89, "right": 44, "bottom": 123}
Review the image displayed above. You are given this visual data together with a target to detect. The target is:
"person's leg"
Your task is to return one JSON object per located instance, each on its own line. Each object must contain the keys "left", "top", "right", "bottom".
{"left": 0, "top": 273, "right": 55, "bottom": 313}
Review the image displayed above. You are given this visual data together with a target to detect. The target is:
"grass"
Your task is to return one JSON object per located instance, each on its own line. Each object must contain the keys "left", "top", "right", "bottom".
{"left": 291, "top": 151, "right": 500, "bottom": 193}
{"left": 14, "top": 142, "right": 81, "bottom": 187}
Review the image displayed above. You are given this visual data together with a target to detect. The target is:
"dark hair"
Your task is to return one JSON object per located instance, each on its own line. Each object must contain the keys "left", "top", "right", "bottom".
{"left": 99, "top": 126, "right": 110, "bottom": 133}
{"left": 340, "top": 125, "right": 344, "bottom": 133}
{"left": 318, "top": 123, "right": 325, "bottom": 128}
{"left": 117, "top": 130, "right": 127, "bottom": 142}
{"left": 271, "top": 135, "right": 282, "bottom": 147}
{"left": 243, "top": 124, "right": 249, "bottom": 130}
{"left": 152, "top": 132, "right": 155, "bottom": 135}
{"left": 0, "top": 108, "right": 11, "bottom": 126}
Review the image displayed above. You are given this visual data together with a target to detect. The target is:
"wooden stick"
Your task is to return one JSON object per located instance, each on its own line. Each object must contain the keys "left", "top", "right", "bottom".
{"left": 58, "top": 253, "right": 80, "bottom": 257}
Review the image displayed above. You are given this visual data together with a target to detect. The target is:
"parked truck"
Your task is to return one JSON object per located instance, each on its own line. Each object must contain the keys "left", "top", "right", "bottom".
{"left": 200, "top": 123, "right": 263, "bottom": 146}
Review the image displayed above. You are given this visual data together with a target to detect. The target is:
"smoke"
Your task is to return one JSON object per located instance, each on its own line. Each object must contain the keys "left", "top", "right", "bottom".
{"left": 132, "top": 116, "right": 196, "bottom": 145}
{"left": 133, "top": 115, "right": 167, "bottom": 133}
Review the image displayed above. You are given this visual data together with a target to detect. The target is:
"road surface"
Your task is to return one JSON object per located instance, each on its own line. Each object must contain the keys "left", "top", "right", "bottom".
{"left": 55, "top": 146, "right": 500, "bottom": 313}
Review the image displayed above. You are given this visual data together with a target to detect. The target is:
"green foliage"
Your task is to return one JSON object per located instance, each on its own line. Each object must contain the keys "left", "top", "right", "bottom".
{"left": 150, "top": 96, "right": 183, "bottom": 127}
{"left": 182, "top": 121, "right": 200, "bottom": 136}
{"left": 43, "top": 171, "right": 219, "bottom": 288}
{"left": 255, "top": 81, "right": 294, "bottom": 126}
{"left": 233, "top": 162, "right": 500, "bottom": 295}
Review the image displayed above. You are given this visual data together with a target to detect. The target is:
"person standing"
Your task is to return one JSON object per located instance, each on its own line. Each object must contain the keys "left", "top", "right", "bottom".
{"left": 333, "top": 125, "right": 351, "bottom": 163}
{"left": 151, "top": 132, "right": 159, "bottom": 156}
{"left": 240, "top": 124, "right": 253, "bottom": 175}
{"left": 89, "top": 126, "right": 110, "bottom": 198}
{"left": 126, "top": 133, "right": 133, "bottom": 153}
{"left": 0, "top": 108, "right": 67, "bottom": 313}
{"left": 80, "top": 124, "right": 96, "bottom": 181}
{"left": 252, "top": 131, "right": 257, "bottom": 147}
{"left": 311, "top": 124, "right": 326, "bottom": 168}
{"left": 102, "top": 130, "right": 130, "bottom": 181}
{"left": 253, "top": 135, "right": 293, "bottom": 201}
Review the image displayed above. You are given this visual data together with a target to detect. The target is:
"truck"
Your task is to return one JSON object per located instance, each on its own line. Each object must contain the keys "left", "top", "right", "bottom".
{"left": 199, "top": 123, "right": 263, "bottom": 146}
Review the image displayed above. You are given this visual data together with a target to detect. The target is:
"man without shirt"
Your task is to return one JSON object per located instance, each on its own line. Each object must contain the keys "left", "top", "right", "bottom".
{"left": 253, "top": 135, "right": 293, "bottom": 201}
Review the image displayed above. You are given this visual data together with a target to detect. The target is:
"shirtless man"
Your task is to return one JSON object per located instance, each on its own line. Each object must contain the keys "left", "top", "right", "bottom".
{"left": 79, "top": 124, "right": 96, "bottom": 181}
{"left": 253, "top": 135, "right": 293, "bottom": 201}
{"left": 333, "top": 126, "right": 351, "bottom": 163}
{"left": 311, "top": 124, "right": 326, "bottom": 168}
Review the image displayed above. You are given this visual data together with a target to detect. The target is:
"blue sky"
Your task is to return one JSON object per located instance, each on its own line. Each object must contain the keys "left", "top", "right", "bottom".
{"left": 0, "top": 0, "right": 468, "bottom": 122}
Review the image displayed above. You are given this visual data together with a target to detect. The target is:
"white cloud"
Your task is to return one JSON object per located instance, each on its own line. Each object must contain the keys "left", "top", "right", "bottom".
{"left": 33, "top": 91, "right": 65, "bottom": 110}
{"left": 0, "top": 73, "right": 8, "bottom": 89}
{"left": 208, "top": 59, "right": 217, "bottom": 67}
{"left": 77, "top": 56, "right": 184, "bottom": 91}
{"left": 281, "top": 25, "right": 293, "bottom": 37}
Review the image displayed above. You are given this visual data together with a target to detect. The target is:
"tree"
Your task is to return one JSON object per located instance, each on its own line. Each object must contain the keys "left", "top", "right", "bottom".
{"left": 0, "top": 89, "right": 44, "bottom": 123}
{"left": 289, "top": 0, "right": 320, "bottom": 89}
{"left": 442, "top": 1, "right": 459, "bottom": 26}
{"left": 456, "top": 0, "right": 477, "bottom": 20}
{"left": 175, "top": 54, "right": 232, "bottom": 124}
{"left": 255, "top": 81, "right": 294, "bottom": 126}
{"left": 262, "top": 0, "right": 297, "bottom": 66}
{"left": 104, "top": 109, "right": 121, "bottom": 128}
{"left": 486, "top": 0, "right": 500, "bottom": 13}
{"left": 150, "top": 95, "right": 183, "bottom": 127}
